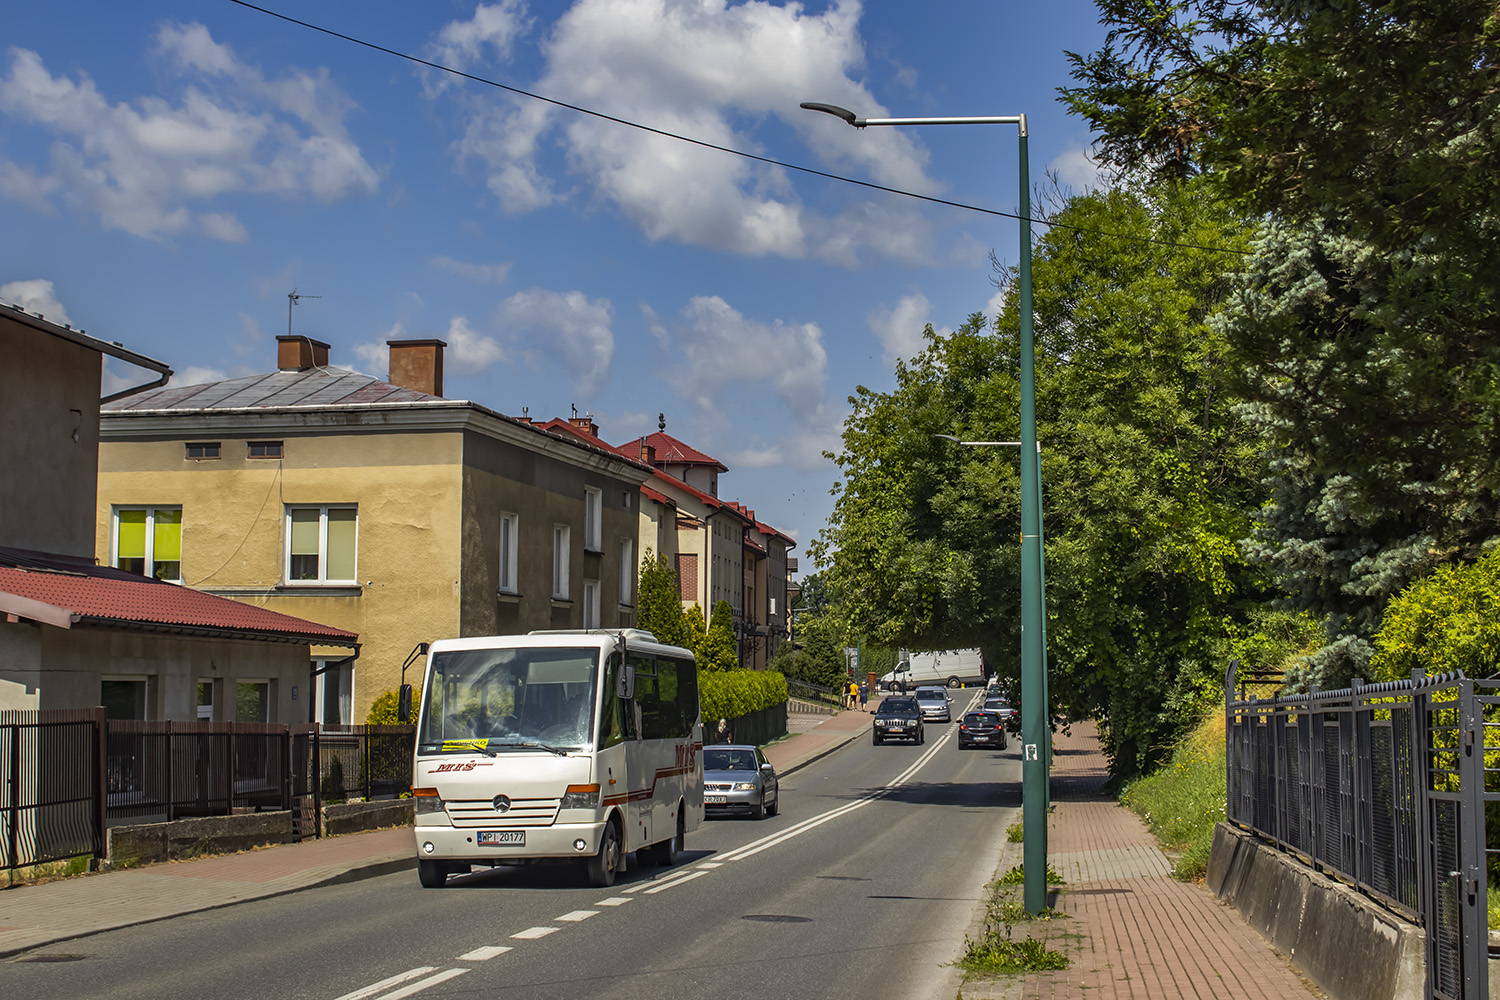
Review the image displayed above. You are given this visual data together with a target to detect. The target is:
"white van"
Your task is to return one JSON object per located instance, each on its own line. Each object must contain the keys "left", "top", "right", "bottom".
{"left": 409, "top": 629, "right": 703, "bottom": 888}
{"left": 880, "top": 648, "right": 987, "bottom": 691}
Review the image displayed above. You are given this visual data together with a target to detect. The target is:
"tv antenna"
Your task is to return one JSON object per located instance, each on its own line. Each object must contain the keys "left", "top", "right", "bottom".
{"left": 288, "top": 288, "right": 321, "bottom": 336}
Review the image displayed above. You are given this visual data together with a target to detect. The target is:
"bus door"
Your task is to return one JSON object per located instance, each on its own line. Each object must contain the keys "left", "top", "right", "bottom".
{"left": 624, "top": 651, "right": 657, "bottom": 850}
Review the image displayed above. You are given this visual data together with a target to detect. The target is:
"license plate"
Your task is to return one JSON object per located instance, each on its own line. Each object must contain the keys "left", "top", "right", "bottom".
{"left": 705, "top": 795, "right": 727, "bottom": 804}
{"left": 477, "top": 830, "right": 525, "bottom": 846}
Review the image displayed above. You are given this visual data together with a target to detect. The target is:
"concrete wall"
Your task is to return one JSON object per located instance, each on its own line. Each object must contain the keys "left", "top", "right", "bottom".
{"left": 1207, "top": 822, "right": 1426, "bottom": 1000}
{"left": 0, "top": 313, "right": 102, "bottom": 558}
{"left": 98, "top": 428, "right": 465, "bottom": 719}
{"left": 0, "top": 624, "right": 310, "bottom": 719}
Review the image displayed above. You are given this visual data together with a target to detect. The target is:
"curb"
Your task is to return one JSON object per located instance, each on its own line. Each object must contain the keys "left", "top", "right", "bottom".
{"left": 941, "top": 824, "right": 1025, "bottom": 1000}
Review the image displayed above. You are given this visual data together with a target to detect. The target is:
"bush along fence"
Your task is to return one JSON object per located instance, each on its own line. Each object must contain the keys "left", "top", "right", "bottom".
{"left": 700, "top": 669, "right": 789, "bottom": 745}
{"left": 1224, "top": 661, "right": 1495, "bottom": 1000}
{"left": 1, "top": 708, "right": 415, "bottom": 872}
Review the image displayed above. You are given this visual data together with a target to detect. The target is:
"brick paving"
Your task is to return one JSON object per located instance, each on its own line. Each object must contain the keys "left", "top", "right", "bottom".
{"left": 958, "top": 722, "right": 1324, "bottom": 1000}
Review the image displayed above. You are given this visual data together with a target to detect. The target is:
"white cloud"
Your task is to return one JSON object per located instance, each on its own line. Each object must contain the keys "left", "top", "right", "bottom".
{"left": 1049, "top": 144, "right": 1108, "bottom": 193}
{"left": 176, "top": 364, "right": 228, "bottom": 386}
{"left": 0, "top": 278, "right": 71, "bottom": 325}
{"left": 866, "top": 292, "right": 942, "bottom": 365}
{"left": 425, "top": 1, "right": 530, "bottom": 96}
{"left": 354, "top": 315, "right": 507, "bottom": 380}
{"left": 497, "top": 289, "right": 613, "bottom": 394}
{"left": 433, "top": 0, "right": 940, "bottom": 264}
{"left": 657, "top": 295, "right": 827, "bottom": 419}
{"left": 432, "top": 254, "right": 512, "bottom": 284}
{"left": 0, "top": 26, "right": 378, "bottom": 241}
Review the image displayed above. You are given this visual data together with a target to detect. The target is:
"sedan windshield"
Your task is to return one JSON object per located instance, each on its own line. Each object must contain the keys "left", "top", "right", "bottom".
{"left": 418, "top": 646, "right": 599, "bottom": 754}
{"left": 703, "top": 748, "right": 757, "bottom": 771}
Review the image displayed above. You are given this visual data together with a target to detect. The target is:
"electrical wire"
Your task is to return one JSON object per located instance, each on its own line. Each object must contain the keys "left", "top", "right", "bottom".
{"left": 224, "top": 0, "right": 1250, "bottom": 257}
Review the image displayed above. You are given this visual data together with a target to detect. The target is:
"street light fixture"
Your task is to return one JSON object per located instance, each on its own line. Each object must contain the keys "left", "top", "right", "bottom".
{"left": 806, "top": 99, "right": 1049, "bottom": 913}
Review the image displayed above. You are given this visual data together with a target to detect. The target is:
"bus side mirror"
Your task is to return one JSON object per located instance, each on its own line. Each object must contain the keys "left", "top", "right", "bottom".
{"left": 616, "top": 664, "right": 636, "bottom": 701}
{"left": 398, "top": 684, "right": 413, "bottom": 724}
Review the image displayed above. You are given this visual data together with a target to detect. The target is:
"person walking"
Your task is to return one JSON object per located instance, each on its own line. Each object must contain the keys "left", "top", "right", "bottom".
{"left": 859, "top": 682, "right": 868, "bottom": 709}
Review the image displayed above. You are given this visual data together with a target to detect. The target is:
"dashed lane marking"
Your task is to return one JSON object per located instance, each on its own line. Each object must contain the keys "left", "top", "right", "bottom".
{"left": 555, "top": 910, "right": 598, "bottom": 922}
{"left": 595, "top": 896, "right": 632, "bottom": 906}
{"left": 457, "top": 946, "right": 513, "bottom": 961}
{"left": 511, "top": 926, "right": 560, "bottom": 940}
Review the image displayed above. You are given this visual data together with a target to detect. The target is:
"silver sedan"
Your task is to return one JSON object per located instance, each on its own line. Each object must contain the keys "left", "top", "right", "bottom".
{"left": 702, "top": 745, "right": 780, "bottom": 820}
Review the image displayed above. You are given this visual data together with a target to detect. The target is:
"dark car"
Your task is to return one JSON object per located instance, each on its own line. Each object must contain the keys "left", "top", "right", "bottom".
{"left": 703, "top": 745, "right": 780, "bottom": 819}
{"left": 958, "top": 710, "right": 1008, "bottom": 750}
{"left": 873, "top": 697, "right": 925, "bottom": 745}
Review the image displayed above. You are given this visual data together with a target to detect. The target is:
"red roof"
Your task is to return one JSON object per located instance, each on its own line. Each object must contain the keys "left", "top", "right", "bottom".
{"left": 631, "top": 432, "right": 728, "bottom": 472}
{"left": 0, "top": 548, "right": 358, "bottom": 647}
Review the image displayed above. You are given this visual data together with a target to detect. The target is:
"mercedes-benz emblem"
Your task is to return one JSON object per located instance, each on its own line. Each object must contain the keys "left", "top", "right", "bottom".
{"left": 492, "top": 794, "right": 511, "bottom": 813}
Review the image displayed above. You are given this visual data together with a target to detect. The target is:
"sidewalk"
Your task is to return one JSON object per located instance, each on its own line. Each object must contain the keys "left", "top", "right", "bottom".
{"left": 954, "top": 721, "right": 1324, "bottom": 1000}
{"left": 0, "top": 701, "right": 880, "bottom": 959}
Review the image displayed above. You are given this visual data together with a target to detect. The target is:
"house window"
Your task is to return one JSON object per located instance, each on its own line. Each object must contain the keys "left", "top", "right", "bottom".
{"left": 313, "top": 659, "right": 354, "bottom": 725}
{"left": 248, "top": 441, "right": 283, "bottom": 459}
{"left": 285, "top": 505, "right": 357, "bottom": 584}
{"left": 185, "top": 442, "right": 220, "bottom": 460}
{"left": 196, "top": 679, "right": 219, "bottom": 721}
{"left": 102, "top": 677, "right": 149, "bottom": 720}
{"left": 619, "top": 538, "right": 634, "bottom": 606}
{"left": 583, "top": 579, "right": 600, "bottom": 628}
{"left": 113, "top": 506, "right": 183, "bottom": 582}
{"left": 553, "top": 524, "right": 571, "bottom": 599}
{"left": 498, "top": 513, "right": 519, "bottom": 594}
{"left": 584, "top": 486, "right": 602, "bottom": 551}
{"left": 235, "top": 680, "right": 271, "bottom": 723}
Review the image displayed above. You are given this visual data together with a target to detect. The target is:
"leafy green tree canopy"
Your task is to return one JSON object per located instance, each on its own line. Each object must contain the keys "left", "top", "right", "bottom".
{"left": 636, "top": 549, "right": 688, "bottom": 648}
{"left": 1370, "top": 549, "right": 1500, "bottom": 682}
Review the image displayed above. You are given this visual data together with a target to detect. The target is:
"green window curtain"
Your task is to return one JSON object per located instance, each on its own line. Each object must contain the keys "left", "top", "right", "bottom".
{"left": 117, "top": 509, "right": 147, "bottom": 561}
{"left": 153, "top": 509, "right": 181, "bottom": 561}
{"left": 326, "top": 508, "right": 357, "bottom": 581}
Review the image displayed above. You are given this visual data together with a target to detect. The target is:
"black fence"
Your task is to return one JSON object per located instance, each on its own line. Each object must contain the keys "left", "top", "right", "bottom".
{"left": 3, "top": 711, "right": 414, "bottom": 872}
{"left": 1226, "top": 663, "right": 1494, "bottom": 1000}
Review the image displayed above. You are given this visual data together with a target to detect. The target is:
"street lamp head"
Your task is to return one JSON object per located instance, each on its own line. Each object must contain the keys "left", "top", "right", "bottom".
{"left": 799, "top": 101, "right": 862, "bottom": 127}
{"left": 933, "top": 433, "right": 960, "bottom": 442}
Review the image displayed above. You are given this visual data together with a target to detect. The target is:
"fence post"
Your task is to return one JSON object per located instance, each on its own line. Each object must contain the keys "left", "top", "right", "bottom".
{"left": 7, "top": 720, "right": 19, "bottom": 870}
{"left": 363, "top": 727, "right": 371, "bottom": 801}
{"left": 1351, "top": 678, "right": 1371, "bottom": 893}
{"left": 312, "top": 727, "right": 323, "bottom": 838}
{"left": 164, "top": 719, "right": 174, "bottom": 823}
{"left": 1458, "top": 676, "right": 1487, "bottom": 999}
{"left": 93, "top": 707, "right": 107, "bottom": 864}
{"left": 1224, "top": 660, "right": 1238, "bottom": 825}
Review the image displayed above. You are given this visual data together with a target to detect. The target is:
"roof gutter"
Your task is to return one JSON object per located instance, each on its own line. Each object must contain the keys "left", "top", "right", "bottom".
{"left": 1, "top": 303, "right": 174, "bottom": 404}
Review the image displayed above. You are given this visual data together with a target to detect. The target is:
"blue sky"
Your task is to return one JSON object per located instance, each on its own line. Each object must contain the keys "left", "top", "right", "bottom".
{"left": 1, "top": 0, "right": 1107, "bottom": 569}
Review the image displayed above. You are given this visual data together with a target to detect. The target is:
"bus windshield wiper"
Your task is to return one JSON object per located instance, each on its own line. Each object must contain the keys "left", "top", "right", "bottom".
{"left": 438, "top": 740, "right": 497, "bottom": 757}
{"left": 487, "top": 740, "right": 571, "bottom": 757}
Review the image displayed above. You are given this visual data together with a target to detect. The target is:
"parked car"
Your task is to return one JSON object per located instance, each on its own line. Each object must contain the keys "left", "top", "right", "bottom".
{"left": 913, "top": 686, "right": 952, "bottom": 724}
{"left": 958, "top": 710, "right": 1008, "bottom": 750}
{"left": 873, "top": 697, "right": 925, "bottom": 745}
{"left": 702, "top": 745, "right": 779, "bottom": 820}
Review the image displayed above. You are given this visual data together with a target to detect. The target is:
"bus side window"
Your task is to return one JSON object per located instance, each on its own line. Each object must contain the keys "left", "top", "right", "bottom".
{"left": 598, "top": 652, "right": 626, "bottom": 748}
{"left": 627, "top": 654, "right": 655, "bottom": 740}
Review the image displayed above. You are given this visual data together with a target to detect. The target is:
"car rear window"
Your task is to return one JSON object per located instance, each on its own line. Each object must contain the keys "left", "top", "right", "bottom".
{"left": 965, "top": 713, "right": 999, "bottom": 726}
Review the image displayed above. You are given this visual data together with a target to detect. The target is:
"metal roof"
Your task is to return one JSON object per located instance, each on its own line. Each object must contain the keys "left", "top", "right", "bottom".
{"left": 103, "top": 368, "right": 440, "bottom": 411}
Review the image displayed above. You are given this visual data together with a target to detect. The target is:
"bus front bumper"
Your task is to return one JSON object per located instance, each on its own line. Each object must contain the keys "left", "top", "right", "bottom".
{"left": 414, "top": 820, "right": 609, "bottom": 863}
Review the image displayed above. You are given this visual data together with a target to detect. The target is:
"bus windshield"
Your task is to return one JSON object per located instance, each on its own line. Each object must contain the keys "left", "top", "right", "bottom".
{"left": 418, "top": 646, "right": 599, "bottom": 754}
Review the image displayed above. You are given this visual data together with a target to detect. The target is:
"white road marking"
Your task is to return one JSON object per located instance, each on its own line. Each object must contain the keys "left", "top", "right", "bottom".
{"left": 512, "top": 926, "right": 560, "bottom": 939}
{"left": 381, "top": 969, "right": 469, "bottom": 1000}
{"left": 555, "top": 910, "right": 598, "bottom": 922}
{"left": 595, "top": 896, "right": 633, "bottom": 906}
{"left": 457, "top": 946, "right": 512, "bottom": 961}
{"left": 695, "top": 861, "right": 723, "bottom": 868}
{"left": 333, "top": 967, "right": 438, "bottom": 1000}
{"left": 642, "top": 869, "right": 711, "bottom": 894}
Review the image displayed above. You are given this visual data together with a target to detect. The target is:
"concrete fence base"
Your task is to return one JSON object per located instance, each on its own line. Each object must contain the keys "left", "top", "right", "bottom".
{"left": 1207, "top": 822, "right": 1426, "bottom": 1000}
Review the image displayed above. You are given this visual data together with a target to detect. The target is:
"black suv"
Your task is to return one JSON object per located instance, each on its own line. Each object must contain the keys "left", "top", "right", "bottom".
{"left": 873, "top": 697, "right": 925, "bottom": 745}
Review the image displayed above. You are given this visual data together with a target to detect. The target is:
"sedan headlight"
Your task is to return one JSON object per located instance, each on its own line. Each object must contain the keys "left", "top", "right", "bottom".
{"left": 732, "top": 782, "right": 758, "bottom": 791}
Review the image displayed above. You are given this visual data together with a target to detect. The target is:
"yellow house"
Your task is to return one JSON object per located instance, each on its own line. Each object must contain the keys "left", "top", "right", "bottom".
{"left": 98, "top": 336, "right": 651, "bottom": 723}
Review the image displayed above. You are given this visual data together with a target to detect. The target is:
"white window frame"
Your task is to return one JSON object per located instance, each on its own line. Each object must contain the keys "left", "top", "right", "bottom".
{"left": 618, "top": 537, "right": 635, "bottom": 606}
{"left": 498, "top": 513, "right": 519, "bottom": 594}
{"left": 582, "top": 579, "right": 600, "bottom": 628}
{"left": 110, "top": 505, "right": 183, "bottom": 584}
{"left": 552, "top": 524, "right": 571, "bottom": 599}
{"left": 284, "top": 504, "right": 358, "bottom": 585}
{"left": 584, "top": 486, "right": 602, "bottom": 551}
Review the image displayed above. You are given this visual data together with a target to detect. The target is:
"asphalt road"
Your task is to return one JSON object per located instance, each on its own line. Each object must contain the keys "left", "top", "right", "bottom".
{"left": 6, "top": 697, "right": 1020, "bottom": 1000}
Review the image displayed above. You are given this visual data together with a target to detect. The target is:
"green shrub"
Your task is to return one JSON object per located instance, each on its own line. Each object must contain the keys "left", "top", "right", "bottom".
{"left": 321, "top": 756, "right": 347, "bottom": 804}
{"left": 367, "top": 688, "right": 420, "bottom": 724}
{"left": 699, "top": 669, "right": 788, "bottom": 723}
{"left": 1370, "top": 548, "right": 1500, "bottom": 681}
{"left": 1120, "top": 712, "right": 1226, "bottom": 881}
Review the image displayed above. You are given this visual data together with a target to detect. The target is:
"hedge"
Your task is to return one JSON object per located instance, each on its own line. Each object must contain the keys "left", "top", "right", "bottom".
{"left": 699, "top": 669, "right": 788, "bottom": 724}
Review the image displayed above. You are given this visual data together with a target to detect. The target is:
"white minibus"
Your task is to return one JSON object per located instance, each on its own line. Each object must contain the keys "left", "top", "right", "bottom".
{"left": 409, "top": 629, "right": 703, "bottom": 888}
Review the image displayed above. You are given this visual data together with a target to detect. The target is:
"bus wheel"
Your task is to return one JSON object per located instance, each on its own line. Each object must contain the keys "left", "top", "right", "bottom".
{"left": 418, "top": 859, "right": 446, "bottom": 889}
{"left": 586, "top": 822, "right": 621, "bottom": 888}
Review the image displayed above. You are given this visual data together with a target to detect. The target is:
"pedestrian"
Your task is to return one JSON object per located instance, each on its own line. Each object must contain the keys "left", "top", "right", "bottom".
{"left": 847, "top": 680, "right": 857, "bottom": 709}
{"left": 715, "top": 718, "right": 732, "bottom": 744}
{"left": 859, "top": 682, "right": 868, "bottom": 709}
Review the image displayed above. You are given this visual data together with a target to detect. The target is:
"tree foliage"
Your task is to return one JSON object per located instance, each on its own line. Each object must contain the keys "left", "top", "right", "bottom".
{"left": 1370, "top": 548, "right": 1500, "bottom": 682}
{"left": 636, "top": 549, "right": 688, "bottom": 648}
{"left": 703, "top": 599, "right": 739, "bottom": 672}
{"left": 814, "top": 181, "right": 1262, "bottom": 773}
{"left": 367, "top": 687, "right": 420, "bottom": 725}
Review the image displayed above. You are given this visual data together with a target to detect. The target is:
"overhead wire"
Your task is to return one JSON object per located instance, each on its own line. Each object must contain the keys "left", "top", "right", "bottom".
{"left": 224, "top": 0, "right": 1250, "bottom": 257}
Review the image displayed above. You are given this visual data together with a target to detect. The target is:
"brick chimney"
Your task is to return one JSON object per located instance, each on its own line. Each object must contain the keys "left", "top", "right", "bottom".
{"left": 387, "top": 339, "right": 445, "bottom": 396}
{"left": 277, "top": 335, "right": 330, "bottom": 371}
{"left": 569, "top": 414, "right": 600, "bottom": 438}
{"left": 637, "top": 437, "right": 657, "bottom": 465}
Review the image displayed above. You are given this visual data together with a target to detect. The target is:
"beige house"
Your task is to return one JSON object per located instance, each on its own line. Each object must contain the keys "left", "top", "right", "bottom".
{"left": 0, "top": 304, "right": 356, "bottom": 722}
{"left": 97, "top": 337, "right": 652, "bottom": 723}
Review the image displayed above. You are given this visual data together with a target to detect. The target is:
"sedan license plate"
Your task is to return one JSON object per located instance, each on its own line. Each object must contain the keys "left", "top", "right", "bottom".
{"left": 477, "top": 830, "right": 525, "bottom": 846}
{"left": 705, "top": 795, "right": 728, "bottom": 804}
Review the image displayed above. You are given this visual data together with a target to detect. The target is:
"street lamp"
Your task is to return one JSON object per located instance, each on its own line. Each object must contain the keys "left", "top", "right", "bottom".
{"left": 805, "top": 100, "right": 1049, "bottom": 913}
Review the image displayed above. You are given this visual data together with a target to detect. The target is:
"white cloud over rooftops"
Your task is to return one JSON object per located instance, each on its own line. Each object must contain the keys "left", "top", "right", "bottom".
{"left": 0, "top": 24, "right": 378, "bottom": 241}
{"left": 496, "top": 288, "right": 614, "bottom": 395}
{"left": 0, "top": 278, "right": 71, "bottom": 325}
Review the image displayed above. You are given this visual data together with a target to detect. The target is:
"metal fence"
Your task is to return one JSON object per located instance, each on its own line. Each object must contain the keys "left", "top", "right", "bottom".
{"left": 2, "top": 711, "right": 414, "bottom": 872}
{"left": 1226, "top": 662, "right": 1494, "bottom": 1000}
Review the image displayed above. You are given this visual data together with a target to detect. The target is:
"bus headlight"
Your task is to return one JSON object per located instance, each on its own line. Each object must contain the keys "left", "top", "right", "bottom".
{"left": 560, "top": 783, "right": 600, "bottom": 809}
{"left": 413, "top": 788, "right": 445, "bottom": 814}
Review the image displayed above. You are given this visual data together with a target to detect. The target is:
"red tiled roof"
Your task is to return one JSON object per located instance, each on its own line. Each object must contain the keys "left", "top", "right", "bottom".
{"left": 0, "top": 548, "right": 358, "bottom": 647}
{"left": 641, "top": 485, "right": 676, "bottom": 507}
{"left": 631, "top": 432, "right": 728, "bottom": 472}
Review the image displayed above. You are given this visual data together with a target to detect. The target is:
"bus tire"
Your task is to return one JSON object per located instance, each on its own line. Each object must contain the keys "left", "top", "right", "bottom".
{"left": 586, "top": 820, "right": 621, "bottom": 888}
{"left": 417, "top": 859, "right": 446, "bottom": 889}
